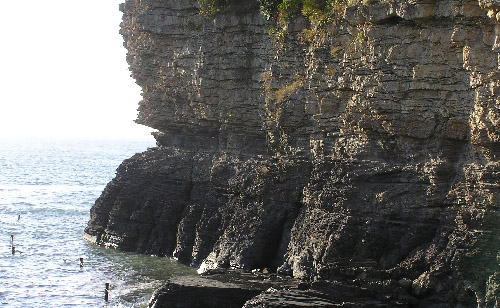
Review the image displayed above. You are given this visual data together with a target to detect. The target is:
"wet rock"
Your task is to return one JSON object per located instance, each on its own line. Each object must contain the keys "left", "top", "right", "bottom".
{"left": 148, "top": 270, "right": 296, "bottom": 308}
{"left": 149, "top": 271, "right": 412, "bottom": 308}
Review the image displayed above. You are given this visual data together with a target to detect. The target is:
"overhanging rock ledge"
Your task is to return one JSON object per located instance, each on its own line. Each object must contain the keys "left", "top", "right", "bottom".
{"left": 85, "top": 0, "right": 499, "bottom": 307}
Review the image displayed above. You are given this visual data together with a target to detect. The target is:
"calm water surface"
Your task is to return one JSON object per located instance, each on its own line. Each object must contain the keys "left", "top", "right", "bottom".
{"left": 0, "top": 138, "right": 195, "bottom": 308}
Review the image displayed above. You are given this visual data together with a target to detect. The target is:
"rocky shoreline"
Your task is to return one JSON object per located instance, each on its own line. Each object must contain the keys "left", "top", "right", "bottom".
{"left": 85, "top": 0, "right": 499, "bottom": 307}
{"left": 147, "top": 269, "right": 411, "bottom": 308}
{"left": 148, "top": 270, "right": 292, "bottom": 308}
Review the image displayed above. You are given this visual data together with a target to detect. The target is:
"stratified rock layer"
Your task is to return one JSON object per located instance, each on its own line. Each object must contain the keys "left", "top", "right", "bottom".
{"left": 85, "top": 0, "right": 499, "bottom": 307}
{"left": 148, "top": 270, "right": 409, "bottom": 308}
{"left": 148, "top": 271, "right": 268, "bottom": 308}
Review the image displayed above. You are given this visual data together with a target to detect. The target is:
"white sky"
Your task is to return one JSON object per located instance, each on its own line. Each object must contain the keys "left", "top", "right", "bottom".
{"left": 0, "top": 0, "right": 153, "bottom": 140}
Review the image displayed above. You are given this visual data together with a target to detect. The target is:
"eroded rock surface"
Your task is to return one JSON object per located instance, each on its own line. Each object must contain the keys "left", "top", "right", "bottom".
{"left": 148, "top": 271, "right": 275, "bottom": 308}
{"left": 85, "top": 0, "right": 499, "bottom": 306}
{"left": 148, "top": 270, "right": 410, "bottom": 308}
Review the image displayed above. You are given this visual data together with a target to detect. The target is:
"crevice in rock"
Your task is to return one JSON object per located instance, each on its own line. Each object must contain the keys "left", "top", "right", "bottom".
{"left": 270, "top": 202, "right": 302, "bottom": 270}
{"left": 376, "top": 15, "right": 405, "bottom": 25}
{"left": 191, "top": 203, "right": 224, "bottom": 266}
{"left": 173, "top": 203, "right": 204, "bottom": 264}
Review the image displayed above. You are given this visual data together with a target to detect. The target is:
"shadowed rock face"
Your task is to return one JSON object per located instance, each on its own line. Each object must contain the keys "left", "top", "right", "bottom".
{"left": 85, "top": 0, "right": 499, "bottom": 306}
{"left": 147, "top": 270, "right": 410, "bottom": 308}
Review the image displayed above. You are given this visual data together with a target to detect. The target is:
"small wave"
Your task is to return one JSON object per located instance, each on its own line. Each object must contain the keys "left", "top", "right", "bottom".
{"left": 0, "top": 186, "right": 21, "bottom": 192}
{"left": 105, "top": 301, "right": 150, "bottom": 308}
{"left": 25, "top": 207, "right": 88, "bottom": 215}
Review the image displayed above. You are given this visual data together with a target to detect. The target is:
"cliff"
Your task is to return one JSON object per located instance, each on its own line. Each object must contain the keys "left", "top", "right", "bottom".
{"left": 84, "top": 0, "right": 499, "bottom": 307}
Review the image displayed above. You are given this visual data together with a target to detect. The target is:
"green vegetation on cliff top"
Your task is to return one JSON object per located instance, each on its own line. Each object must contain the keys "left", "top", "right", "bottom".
{"left": 198, "top": 0, "right": 359, "bottom": 23}
{"left": 198, "top": 0, "right": 360, "bottom": 46}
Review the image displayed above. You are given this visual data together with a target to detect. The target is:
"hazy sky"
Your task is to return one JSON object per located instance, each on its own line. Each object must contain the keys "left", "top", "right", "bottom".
{"left": 0, "top": 0, "right": 152, "bottom": 139}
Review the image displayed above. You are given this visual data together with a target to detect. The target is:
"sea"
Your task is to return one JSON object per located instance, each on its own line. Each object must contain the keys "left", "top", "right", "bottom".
{"left": 0, "top": 138, "right": 196, "bottom": 308}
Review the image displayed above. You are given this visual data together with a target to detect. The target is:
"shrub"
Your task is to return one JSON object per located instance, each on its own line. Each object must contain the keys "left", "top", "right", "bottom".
{"left": 277, "top": 0, "right": 303, "bottom": 21}
{"left": 198, "top": 0, "right": 232, "bottom": 18}
{"left": 258, "top": 0, "right": 282, "bottom": 19}
{"left": 302, "top": 0, "right": 324, "bottom": 22}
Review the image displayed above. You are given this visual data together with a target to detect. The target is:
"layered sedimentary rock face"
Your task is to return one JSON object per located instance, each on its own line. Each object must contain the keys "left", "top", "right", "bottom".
{"left": 85, "top": 0, "right": 499, "bottom": 306}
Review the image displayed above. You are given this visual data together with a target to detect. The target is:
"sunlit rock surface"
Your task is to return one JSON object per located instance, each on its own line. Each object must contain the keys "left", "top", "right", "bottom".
{"left": 85, "top": 0, "right": 499, "bottom": 306}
